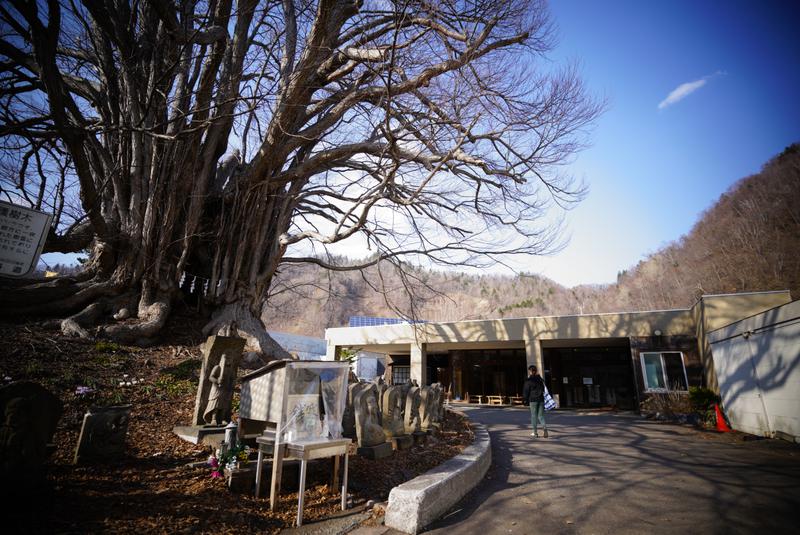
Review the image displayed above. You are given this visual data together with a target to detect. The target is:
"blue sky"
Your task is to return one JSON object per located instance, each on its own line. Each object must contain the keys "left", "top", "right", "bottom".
{"left": 41, "top": 1, "right": 800, "bottom": 286}
{"left": 527, "top": 0, "right": 800, "bottom": 286}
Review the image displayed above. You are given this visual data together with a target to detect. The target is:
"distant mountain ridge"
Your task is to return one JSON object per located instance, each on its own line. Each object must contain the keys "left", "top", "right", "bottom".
{"left": 264, "top": 144, "right": 800, "bottom": 337}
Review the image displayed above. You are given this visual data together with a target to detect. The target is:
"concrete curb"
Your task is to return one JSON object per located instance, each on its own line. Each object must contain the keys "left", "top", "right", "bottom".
{"left": 384, "top": 411, "right": 491, "bottom": 534}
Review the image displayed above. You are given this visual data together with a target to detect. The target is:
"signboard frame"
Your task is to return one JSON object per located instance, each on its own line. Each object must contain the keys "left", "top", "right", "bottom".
{"left": 0, "top": 200, "right": 52, "bottom": 278}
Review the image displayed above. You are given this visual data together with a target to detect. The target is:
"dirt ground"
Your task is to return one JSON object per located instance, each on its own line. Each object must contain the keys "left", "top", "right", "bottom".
{"left": 0, "top": 318, "right": 473, "bottom": 534}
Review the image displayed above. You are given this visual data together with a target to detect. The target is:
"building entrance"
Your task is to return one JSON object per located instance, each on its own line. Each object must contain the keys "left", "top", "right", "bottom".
{"left": 543, "top": 340, "right": 637, "bottom": 409}
{"left": 449, "top": 348, "right": 527, "bottom": 401}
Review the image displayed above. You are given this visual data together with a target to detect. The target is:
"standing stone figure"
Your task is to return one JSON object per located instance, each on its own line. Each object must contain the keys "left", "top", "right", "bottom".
{"left": 344, "top": 382, "right": 370, "bottom": 438}
{"left": 404, "top": 386, "right": 422, "bottom": 434}
{"left": 0, "top": 382, "right": 62, "bottom": 495}
{"left": 433, "top": 382, "right": 446, "bottom": 422}
{"left": 374, "top": 380, "right": 388, "bottom": 425}
{"left": 419, "top": 386, "right": 434, "bottom": 431}
{"left": 354, "top": 388, "right": 386, "bottom": 447}
{"left": 381, "top": 386, "right": 406, "bottom": 439}
{"left": 204, "top": 354, "right": 230, "bottom": 425}
{"left": 428, "top": 384, "right": 443, "bottom": 428}
{"left": 192, "top": 336, "right": 245, "bottom": 426}
{"left": 400, "top": 379, "right": 412, "bottom": 401}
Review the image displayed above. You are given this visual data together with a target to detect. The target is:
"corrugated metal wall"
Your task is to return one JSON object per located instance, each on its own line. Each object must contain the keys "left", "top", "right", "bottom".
{"left": 709, "top": 300, "right": 800, "bottom": 441}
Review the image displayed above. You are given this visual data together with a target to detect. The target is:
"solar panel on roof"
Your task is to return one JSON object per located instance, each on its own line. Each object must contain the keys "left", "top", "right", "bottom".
{"left": 348, "top": 316, "right": 427, "bottom": 327}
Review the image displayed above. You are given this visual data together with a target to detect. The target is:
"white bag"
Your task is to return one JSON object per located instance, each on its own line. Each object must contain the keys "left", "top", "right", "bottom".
{"left": 543, "top": 386, "right": 556, "bottom": 411}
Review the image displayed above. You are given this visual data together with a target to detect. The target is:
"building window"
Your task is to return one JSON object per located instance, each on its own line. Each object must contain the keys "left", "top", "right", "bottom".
{"left": 641, "top": 352, "right": 688, "bottom": 391}
{"left": 392, "top": 365, "right": 410, "bottom": 385}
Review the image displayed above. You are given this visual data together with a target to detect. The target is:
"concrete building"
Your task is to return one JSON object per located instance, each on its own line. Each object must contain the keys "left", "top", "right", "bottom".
{"left": 325, "top": 291, "right": 792, "bottom": 409}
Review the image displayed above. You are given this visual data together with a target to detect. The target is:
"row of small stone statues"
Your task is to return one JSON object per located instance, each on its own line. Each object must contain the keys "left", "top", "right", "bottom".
{"left": 343, "top": 379, "right": 446, "bottom": 451}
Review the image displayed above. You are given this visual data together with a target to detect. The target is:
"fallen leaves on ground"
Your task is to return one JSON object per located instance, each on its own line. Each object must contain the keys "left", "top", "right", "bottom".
{"left": 0, "top": 319, "right": 473, "bottom": 534}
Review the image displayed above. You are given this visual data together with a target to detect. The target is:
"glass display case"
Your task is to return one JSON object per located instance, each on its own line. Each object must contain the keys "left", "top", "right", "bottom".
{"left": 241, "top": 360, "right": 352, "bottom": 523}
{"left": 240, "top": 360, "right": 350, "bottom": 441}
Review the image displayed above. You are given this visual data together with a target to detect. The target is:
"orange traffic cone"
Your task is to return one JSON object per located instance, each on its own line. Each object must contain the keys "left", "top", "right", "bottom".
{"left": 714, "top": 403, "right": 732, "bottom": 432}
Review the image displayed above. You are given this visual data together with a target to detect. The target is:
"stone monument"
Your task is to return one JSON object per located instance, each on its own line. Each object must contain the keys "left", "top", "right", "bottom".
{"left": 419, "top": 386, "right": 435, "bottom": 432}
{"left": 73, "top": 405, "right": 131, "bottom": 464}
{"left": 427, "top": 384, "right": 442, "bottom": 429}
{"left": 382, "top": 386, "right": 412, "bottom": 450}
{"left": 174, "top": 335, "right": 245, "bottom": 445}
{"left": 404, "top": 386, "right": 427, "bottom": 444}
{"left": 432, "top": 382, "right": 446, "bottom": 422}
{"left": 374, "top": 378, "right": 387, "bottom": 424}
{"left": 343, "top": 381, "right": 371, "bottom": 438}
{"left": 354, "top": 387, "right": 392, "bottom": 459}
{"left": 0, "top": 381, "right": 62, "bottom": 496}
{"left": 194, "top": 336, "right": 245, "bottom": 425}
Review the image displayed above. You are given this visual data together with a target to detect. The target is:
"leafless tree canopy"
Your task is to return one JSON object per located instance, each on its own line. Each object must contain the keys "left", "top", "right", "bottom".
{"left": 0, "top": 0, "right": 601, "bottom": 351}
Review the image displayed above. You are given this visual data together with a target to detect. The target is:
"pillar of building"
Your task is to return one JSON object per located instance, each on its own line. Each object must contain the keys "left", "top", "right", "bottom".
{"left": 410, "top": 342, "right": 428, "bottom": 385}
{"left": 524, "top": 338, "right": 543, "bottom": 371}
{"left": 325, "top": 343, "right": 340, "bottom": 361}
{"left": 451, "top": 351, "right": 464, "bottom": 400}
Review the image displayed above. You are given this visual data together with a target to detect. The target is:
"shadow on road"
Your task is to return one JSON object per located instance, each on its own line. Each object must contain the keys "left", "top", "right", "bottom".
{"left": 426, "top": 407, "right": 800, "bottom": 534}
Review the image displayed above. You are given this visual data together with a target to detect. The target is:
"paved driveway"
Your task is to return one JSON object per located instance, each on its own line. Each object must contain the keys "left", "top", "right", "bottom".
{"left": 424, "top": 407, "right": 800, "bottom": 535}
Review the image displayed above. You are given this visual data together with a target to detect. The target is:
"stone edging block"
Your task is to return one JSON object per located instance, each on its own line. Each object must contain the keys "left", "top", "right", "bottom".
{"left": 384, "top": 411, "right": 491, "bottom": 534}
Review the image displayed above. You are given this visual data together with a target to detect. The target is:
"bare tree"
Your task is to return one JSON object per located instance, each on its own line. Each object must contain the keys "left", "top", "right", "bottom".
{"left": 0, "top": 0, "right": 601, "bottom": 352}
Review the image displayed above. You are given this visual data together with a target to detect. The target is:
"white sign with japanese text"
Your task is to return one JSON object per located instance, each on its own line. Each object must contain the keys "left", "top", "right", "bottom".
{"left": 0, "top": 200, "right": 52, "bottom": 278}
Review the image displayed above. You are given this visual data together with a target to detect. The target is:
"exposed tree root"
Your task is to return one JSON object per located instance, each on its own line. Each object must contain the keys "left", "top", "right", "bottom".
{"left": 57, "top": 290, "right": 136, "bottom": 338}
{"left": 103, "top": 296, "right": 171, "bottom": 345}
{"left": 202, "top": 302, "right": 292, "bottom": 360}
{"left": 60, "top": 301, "right": 107, "bottom": 339}
{"left": 0, "top": 275, "right": 117, "bottom": 318}
{"left": 7, "top": 276, "right": 292, "bottom": 357}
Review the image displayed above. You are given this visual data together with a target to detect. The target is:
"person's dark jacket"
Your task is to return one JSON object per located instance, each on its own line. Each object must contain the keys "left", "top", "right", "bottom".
{"left": 523, "top": 374, "right": 545, "bottom": 404}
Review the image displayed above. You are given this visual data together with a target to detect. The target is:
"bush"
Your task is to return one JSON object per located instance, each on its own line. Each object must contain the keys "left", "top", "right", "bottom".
{"left": 640, "top": 390, "right": 691, "bottom": 419}
{"left": 689, "top": 387, "right": 720, "bottom": 412}
{"left": 689, "top": 387, "right": 721, "bottom": 428}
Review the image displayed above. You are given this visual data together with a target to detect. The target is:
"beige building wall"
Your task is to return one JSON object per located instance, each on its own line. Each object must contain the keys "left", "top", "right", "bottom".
{"left": 325, "top": 290, "right": 792, "bottom": 391}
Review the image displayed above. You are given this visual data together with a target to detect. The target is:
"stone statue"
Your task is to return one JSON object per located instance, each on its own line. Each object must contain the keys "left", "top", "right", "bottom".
{"left": 381, "top": 386, "right": 406, "bottom": 439}
{"left": 432, "top": 382, "right": 446, "bottom": 422}
{"left": 354, "top": 388, "right": 385, "bottom": 447}
{"left": 0, "top": 382, "right": 62, "bottom": 493}
{"left": 204, "top": 353, "right": 231, "bottom": 425}
{"left": 400, "top": 379, "right": 412, "bottom": 400}
{"left": 404, "top": 386, "right": 422, "bottom": 434}
{"left": 344, "top": 382, "right": 370, "bottom": 438}
{"left": 374, "top": 381, "right": 387, "bottom": 425}
{"left": 428, "top": 384, "right": 442, "bottom": 428}
{"left": 419, "top": 386, "right": 434, "bottom": 431}
{"left": 191, "top": 336, "right": 244, "bottom": 426}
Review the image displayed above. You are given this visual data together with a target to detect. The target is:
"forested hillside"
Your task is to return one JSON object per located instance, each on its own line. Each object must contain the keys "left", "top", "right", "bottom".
{"left": 264, "top": 144, "right": 800, "bottom": 337}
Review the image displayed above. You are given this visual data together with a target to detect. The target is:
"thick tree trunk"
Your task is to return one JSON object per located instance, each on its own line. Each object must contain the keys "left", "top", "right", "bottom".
{"left": 202, "top": 301, "right": 292, "bottom": 360}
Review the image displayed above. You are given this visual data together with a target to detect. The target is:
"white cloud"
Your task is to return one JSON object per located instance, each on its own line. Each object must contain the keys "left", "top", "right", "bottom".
{"left": 658, "top": 71, "right": 723, "bottom": 110}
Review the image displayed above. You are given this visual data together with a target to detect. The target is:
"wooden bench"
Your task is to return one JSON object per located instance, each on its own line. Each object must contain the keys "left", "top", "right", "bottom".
{"left": 487, "top": 395, "right": 504, "bottom": 405}
{"left": 469, "top": 394, "right": 485, "bottom": 404}
{"left": 509, "top": 396, "right": 524, "bottom": 405}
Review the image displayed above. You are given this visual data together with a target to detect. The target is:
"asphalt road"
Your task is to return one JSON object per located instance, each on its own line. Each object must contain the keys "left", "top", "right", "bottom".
{"left": 419, "top": 407, "right": 800, "bottom": 535}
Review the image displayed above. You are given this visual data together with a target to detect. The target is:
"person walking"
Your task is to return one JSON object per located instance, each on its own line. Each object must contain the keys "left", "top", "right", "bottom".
{"left": 523, "top": 365, "right": 548, "bottom": 438}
